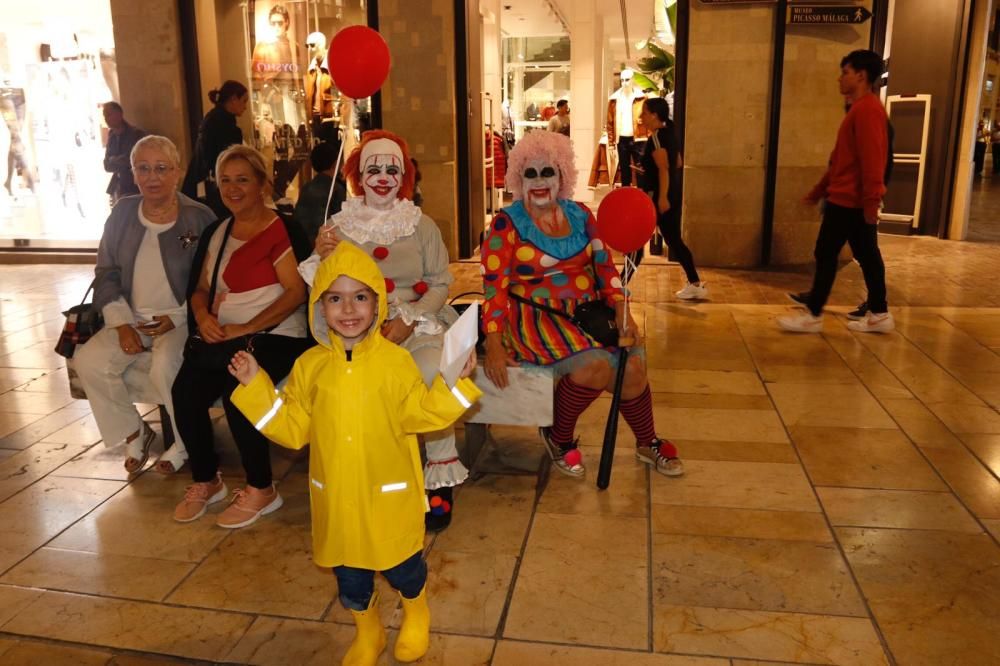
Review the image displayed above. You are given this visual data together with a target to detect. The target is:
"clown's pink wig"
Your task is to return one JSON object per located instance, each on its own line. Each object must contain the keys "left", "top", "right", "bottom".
{"left": 505, "top": 131, "right": 577, "bottom": 202}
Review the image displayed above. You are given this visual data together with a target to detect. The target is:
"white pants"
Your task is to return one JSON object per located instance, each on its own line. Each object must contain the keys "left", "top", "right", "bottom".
{"left": 74, "top": 325, "right": 188, "bottom": 452}
{"left": 401, "top": 331, "right": 469, "bottom": 490}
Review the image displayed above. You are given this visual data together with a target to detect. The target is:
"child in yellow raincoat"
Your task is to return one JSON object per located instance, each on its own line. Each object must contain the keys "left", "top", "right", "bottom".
{"left": 227, "top": 241, "right": 481, "bottom": 666}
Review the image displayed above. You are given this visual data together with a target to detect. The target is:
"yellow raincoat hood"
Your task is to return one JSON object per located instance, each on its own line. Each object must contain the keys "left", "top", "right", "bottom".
{"left": 308, "top": 240, "right": 388, "bottom": 354}
{"left": 231, "top": 242, "right": 482, "bottom": 570}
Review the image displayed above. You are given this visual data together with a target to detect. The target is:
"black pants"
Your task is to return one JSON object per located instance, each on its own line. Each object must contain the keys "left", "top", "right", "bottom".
{"left": 172, "top": 334, "right": 310, "bottom": 489}
{"left": 992, "top": 143, "right": 1000, "bottom": 174}
{"left": 974, "top": 141, "right": 987, "bottom": 176}
{"left": 616, "top": 136, "right": 643, "bottom": 187}
{"left": 806, "top": 202, "right": 887, "bottom": 317}
{"left": 623, "top": 204, "right": 700, "bottom": 285}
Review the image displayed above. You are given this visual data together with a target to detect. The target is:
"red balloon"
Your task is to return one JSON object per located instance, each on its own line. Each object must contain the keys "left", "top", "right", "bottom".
{"left": 595, "top": 187, "right": 657, "bottom": 253}
{"left": 327, "top": 26, "right": 391, "bottom": 99}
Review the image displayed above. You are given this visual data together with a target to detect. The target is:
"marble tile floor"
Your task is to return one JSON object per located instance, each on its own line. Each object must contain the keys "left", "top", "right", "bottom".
{"left": 0, "top": 247, "right": 999, "bottom": 665}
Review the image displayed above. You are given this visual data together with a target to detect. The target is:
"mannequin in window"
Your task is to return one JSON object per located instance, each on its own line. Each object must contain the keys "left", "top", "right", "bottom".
{"left": 304, "top": 31, "right": 339, "bottom": 145}
{"left": 606, "top": 69, "right": 648, "bottom": 187}
{"left": 251, "top": 4, "right": 302, "bottom": 142}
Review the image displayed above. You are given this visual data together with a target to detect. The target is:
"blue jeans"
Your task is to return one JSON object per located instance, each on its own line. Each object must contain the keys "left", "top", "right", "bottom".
{"left": 333, "top": 550, "right": 427, "bottom": 611}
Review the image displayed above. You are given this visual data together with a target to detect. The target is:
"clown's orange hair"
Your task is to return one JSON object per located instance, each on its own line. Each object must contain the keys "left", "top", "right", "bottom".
{"left": 343, "top": 130, "right": 416, "bottom": 201}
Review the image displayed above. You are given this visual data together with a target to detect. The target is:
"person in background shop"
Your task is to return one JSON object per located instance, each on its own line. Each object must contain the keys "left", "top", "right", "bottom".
{"left": 102, "top": 102, "right": 146, "bottom": 205}
{"left": 294, "top": 140, "right": 347, "bottom": 246}
{"left": 300, "top": 130, "right": 467, "bottom": 532}
{"left": 778, "top": 49, "right": 893, "bottom": 334}
{"left": 182, "top": 80, "right": 248, "bottom": 220}
{"left": 541, "top": 100, "right": 557, "bottom": 121}
{"left": 228, "top": 241, "right": 480, "bottom": 666}
{"left": 547, "top": 99, "right": 570, "bottom": 137}
{"left": 991, "top": 123, "right": 1000, "bottom": 175}
{"left": 76, "top": 135, "right": 215, "bottom": 476}
{"left": 481, "top": 130, "right": 684, "bottom": 480}
{"left": 974, "top": 121, "right": 988, "bottom": 178}
{"left": 625, "top": 97, "right": 707, "bottom": 300}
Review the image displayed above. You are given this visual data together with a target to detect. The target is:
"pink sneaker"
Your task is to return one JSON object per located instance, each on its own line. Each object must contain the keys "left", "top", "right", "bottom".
{"left": 173, "top": 474, "right": 228, "bottom": 523}
{"left": 216, "top": 484, "right": 283, "bottom": 529}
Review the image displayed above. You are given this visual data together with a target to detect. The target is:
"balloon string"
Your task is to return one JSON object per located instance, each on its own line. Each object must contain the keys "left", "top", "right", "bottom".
{"left": 621, "top": 253, "right": 636, "bottom": 338}
{"left": 323, "top": 135, "right": 347, "bottom": 228}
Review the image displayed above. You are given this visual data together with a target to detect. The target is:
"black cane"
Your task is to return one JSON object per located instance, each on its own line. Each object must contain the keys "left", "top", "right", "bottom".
{"left": 597, "top": 345, "right": 629, "bottom": 490}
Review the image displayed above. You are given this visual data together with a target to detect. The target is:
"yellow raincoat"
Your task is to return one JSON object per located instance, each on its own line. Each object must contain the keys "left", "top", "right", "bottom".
{"left": 232, "top": 242, "right": 481, "bottom": 571}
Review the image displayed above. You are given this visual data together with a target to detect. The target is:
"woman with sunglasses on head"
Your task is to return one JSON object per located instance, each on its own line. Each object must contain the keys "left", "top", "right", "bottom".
{"left": 76, "top": 135, "right": 216, "bottom": 476}
{"left": 481, "top": 131, "right": 684, "bottom": 480}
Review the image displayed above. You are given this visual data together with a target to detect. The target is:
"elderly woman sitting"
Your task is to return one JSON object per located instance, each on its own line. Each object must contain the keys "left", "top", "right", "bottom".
{"left": 75, "top": 135, "right": 216, "bottom": 474}
{"left": 481, "top": 131, "right": 684, "bottom": 478}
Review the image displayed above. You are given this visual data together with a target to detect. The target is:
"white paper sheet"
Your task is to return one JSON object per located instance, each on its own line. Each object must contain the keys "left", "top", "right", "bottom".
{"left": 439, "top": 302, "right": 479, "bottom": 388}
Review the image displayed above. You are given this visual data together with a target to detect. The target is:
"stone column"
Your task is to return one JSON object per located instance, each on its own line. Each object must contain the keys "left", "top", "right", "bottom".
{"left": 682, "top": 3, "right": 774, "bottom": 267}
{"left": 109, "top": 0, "right": 190, "bottom": 159}
{"left": 379, "top": 0, "right": 460, "bottom": 258}
{"left": 567, "top": 0, "right": 601, "bottom": 203}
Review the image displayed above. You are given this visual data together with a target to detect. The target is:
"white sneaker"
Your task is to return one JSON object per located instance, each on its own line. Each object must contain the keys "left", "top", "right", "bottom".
{"left": 777, "top": 311, "right": 823, "bottom": 333}
{"left": 675, "top": 282, "right": 708, "bottom": 300}
{"left": 847, "top": 312, "right": 895, "bottom": 333}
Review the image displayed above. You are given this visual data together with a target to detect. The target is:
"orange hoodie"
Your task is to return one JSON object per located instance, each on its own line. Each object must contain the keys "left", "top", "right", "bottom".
{"left": 808, "top": 93, "right": 888, "bottom": 223}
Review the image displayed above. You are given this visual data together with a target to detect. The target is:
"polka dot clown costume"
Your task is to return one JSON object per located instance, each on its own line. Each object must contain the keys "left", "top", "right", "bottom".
{"left": 481, "top": 131, "right": 684, "bottom": 479}
{"left": 298, "top": 130, "right": 468, "bottom": 531}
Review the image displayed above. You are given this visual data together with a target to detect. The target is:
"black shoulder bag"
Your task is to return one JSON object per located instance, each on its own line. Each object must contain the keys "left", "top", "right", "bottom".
{"left": 183, "top": 219, "right": 272, "bottom": 370}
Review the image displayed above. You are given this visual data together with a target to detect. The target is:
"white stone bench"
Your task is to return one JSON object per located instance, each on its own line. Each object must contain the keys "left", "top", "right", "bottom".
{"left": 67, "top": 353, "right": 555, "bottom": 477}
{"left": 458, "top": 364, "right": 555, "bottom": 477}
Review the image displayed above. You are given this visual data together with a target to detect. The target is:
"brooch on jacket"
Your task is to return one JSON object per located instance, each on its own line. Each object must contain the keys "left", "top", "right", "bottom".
{"left": 178, "top": 231, "right": 199, "bottom": 249}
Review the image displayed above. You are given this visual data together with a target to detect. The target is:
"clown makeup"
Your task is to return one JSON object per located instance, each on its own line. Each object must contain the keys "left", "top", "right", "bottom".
{"left": 521, "top": 159, "right": 559, "bottom": 209}
{"left": 360, "top": 138, "right": 405, "bottom": 210}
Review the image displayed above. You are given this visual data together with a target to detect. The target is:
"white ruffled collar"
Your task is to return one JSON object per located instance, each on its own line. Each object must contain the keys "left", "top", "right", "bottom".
{"left": 331, "top": 197, "right": 422, "bottom": 245}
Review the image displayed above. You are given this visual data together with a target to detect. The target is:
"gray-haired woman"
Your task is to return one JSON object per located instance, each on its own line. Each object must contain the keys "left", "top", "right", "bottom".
{"left": 75, "top": 135, "right": 217, "bottom": 475}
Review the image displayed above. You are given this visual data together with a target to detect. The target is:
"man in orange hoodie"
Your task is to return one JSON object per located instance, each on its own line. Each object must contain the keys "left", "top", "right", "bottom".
{"left": 779, "top": 50, "right": 894, "bottom": 334}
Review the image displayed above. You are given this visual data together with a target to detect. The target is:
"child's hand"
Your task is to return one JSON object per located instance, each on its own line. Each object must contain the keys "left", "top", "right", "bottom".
{"left": 228, "top": 350, "right": 260, "bottom": 386}
{"left": 459, "top": 351, "right": 477, "bottom": 379}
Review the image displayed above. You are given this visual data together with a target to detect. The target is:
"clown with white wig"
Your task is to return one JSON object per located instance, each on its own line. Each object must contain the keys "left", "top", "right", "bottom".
{"left": 481, "top": 131, "right": 684, "bottom": 479}
{"left": 299, "top": 130, "right": 464, "bottom": 531}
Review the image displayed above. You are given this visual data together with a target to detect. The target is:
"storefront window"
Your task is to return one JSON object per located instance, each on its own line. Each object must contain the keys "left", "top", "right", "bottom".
{"left": 503, "top": 36, "right": 570, "bottom": 142}
{"left": 0, "top": 0, "right": 117, "bottom": 246}
{"left": 242, "top": 0, "right": 372, "bottom": 206}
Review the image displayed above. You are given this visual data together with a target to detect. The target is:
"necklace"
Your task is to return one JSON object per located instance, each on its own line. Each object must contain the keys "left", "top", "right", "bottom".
{"left": 142, "top": 197, "right": 178, "bottom": 221}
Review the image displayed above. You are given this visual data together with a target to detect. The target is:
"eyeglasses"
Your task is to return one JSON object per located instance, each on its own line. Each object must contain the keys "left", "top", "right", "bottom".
{"left": 133, "top": 164, "right": 174, "bottom": 177}
{"left": 523, "top": 167, "right": 556, "bottom": 179}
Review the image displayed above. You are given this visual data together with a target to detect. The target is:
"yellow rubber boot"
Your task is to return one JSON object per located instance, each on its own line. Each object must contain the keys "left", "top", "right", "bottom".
{"left": 394, "top": 588, "right": 431, "bottom": 662}
{"left": 342, "top": 591, "right": 386, "bottom": 666}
